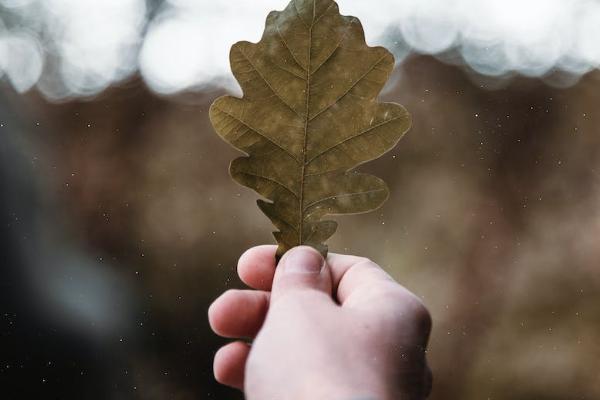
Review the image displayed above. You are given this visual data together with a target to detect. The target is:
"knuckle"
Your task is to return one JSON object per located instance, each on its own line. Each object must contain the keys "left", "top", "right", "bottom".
{"left": 354, "top": 256, "right": 376, "bottom": 268}
{"left": 406, "top": 296, "right": 432, "bottom": 334}
{"left": 379, "top": 286, "right": 431, "bottom": 335}
{"left": 352, "top": 258, "right": 386, "bottom": 276}
{"left": 377, "top": 282, "right": 407, "bottom": 300}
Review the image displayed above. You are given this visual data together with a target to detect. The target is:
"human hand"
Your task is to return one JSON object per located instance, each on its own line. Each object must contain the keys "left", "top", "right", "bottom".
{"left": 208, "top": 246, "right": 432, "bottom": 400}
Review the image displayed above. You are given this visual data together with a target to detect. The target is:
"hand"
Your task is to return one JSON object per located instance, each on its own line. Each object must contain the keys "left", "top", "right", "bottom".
{"left": 208, "top": 245, "right": 432, "bottom": 400}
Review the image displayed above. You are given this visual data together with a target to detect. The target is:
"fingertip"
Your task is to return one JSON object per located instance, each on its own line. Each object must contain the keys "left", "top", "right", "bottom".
{"left": 214, "top": 341, "right": 250, "bottom": 390}
{"left": 237, "top": 245, "right": 278, "bottom": 290}
{"left": 208, "top": 289, "right": 270, "bottom": 338}
{"left": 208, "top": 296, "right": 224, "bottom": 335}
{"left": 208, "top": 290, "right": 241, "bottom": 336}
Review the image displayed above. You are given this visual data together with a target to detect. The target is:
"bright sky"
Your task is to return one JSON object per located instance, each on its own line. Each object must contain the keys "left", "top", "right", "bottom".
{"left": 1, "top": 0, "right": 599, "bottom": 99}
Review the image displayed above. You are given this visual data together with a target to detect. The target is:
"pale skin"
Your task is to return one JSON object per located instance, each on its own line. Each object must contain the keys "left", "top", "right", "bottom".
{"left": 208, "top": 245, "right": 433, "bottom": 400}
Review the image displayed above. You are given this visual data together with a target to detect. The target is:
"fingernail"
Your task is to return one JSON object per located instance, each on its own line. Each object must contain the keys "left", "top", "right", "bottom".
{"left": 282, "top": 247, "right": 324, "bottom": 274}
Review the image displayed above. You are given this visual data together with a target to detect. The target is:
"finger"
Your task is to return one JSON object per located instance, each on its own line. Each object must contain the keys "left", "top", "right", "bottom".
{"left": 329, "top": 255, "right": 432, "bottom": 339}
{"left": 332, "top": 257, "right": 397, "bottom": 306}
{"left": 423, "top": 364, "right": 433, "bottom": 399}
{"left": 326, "top": 254, "right": 419, "bottom": 309}
{"left": 213, "top": 341, "right": 250, "bottom": 390}
{"left": 237, "top": 245, "right": 278, "bottom": 291}
{"left": 324, "top": 253, "right": 392, "bottom": 302}
{"left": 270, "top": 246, "right": 332, "bottom": 303}
{"left": 208, "top": 289, "right": 269, "bottom": 338}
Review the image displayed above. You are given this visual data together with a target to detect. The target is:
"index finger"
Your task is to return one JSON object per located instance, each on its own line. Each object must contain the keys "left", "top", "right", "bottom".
{"left": 237, "top": 245, "right": 278, "bottom": 291}
{"left": 326, "top": 253, "right": 404, "bottom": 305}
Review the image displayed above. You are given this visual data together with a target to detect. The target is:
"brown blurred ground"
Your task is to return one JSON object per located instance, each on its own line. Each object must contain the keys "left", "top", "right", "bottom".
{"left": 9, "top": 55, "right": 600, "bottom": 399}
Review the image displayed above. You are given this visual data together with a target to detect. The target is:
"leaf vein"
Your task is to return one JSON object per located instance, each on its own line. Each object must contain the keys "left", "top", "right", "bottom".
{"left": 311, "top": 41, "right": 340, "bottom": 75}
{"left": 312, "top": 1, "right": 334, "bottom": 26}
{"left": 276, "top": 24, "right": 308, "bottom": 73}
{"left": 293, "top": 0, "right": 309, "bottom": 28}
{"left": 308, "top": 54, "right": 388, "bottom": 122}
{"left": 238, "top": 47, "right": 304, "bottom": 118}
{"left": 214, "top": 106, "right": 301, "bottom": 163}
{"left": 237, "top": 171, "right": 300, "bottom": 198}
{"left": 307, "top": 115, "right": 402, "bottom": 164}
{"left": 303, "top": 188, "right": 386, "bottom": 211}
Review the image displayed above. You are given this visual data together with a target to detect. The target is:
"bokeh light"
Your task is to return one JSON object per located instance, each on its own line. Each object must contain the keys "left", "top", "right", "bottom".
{"left": 2, "top": 0, "right": 600, "bottom": 98}
{"left": 0, "top": 30, "right": 43, "bottom": 92}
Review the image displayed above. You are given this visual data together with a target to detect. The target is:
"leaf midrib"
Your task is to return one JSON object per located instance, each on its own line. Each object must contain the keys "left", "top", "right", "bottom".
{"left": 297, "top": 0, "right": 316, "bottom": 244}
{"left": 294, "top": 1, "right": 391, "bottom": 245}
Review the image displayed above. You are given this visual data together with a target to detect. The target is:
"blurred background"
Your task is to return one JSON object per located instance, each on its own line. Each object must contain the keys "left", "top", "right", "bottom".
{"left": 1, "top": 0, "right": 599, "bottom": 399}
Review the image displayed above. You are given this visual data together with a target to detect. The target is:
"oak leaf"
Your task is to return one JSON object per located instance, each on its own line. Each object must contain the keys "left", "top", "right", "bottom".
{"left": 209, "top": 0, "right": 411, "bottom": 258}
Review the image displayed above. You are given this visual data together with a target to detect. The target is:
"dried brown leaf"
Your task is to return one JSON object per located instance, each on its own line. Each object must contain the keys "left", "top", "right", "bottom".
{"left": 209, "top": 0, "right": 411, "bottom": 258}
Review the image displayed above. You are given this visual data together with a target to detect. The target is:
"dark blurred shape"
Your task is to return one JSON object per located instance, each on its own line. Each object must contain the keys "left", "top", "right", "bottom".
{"left": 0, "top": 92, "right": 137, "bottom": 398}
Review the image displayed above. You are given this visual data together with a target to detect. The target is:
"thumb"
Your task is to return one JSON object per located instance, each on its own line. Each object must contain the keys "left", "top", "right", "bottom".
{"left": 271, "top": 246, "right": 332, "bottom": 301}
